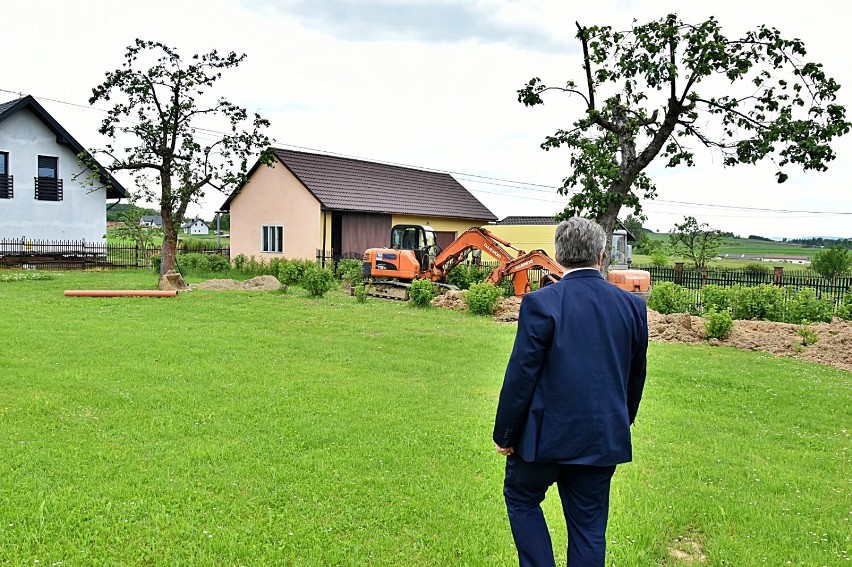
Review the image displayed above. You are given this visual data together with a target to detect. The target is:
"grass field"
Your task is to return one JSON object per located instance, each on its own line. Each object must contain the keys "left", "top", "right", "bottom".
{"left": 0, "top": 271, "right": 849, "bottom": 565}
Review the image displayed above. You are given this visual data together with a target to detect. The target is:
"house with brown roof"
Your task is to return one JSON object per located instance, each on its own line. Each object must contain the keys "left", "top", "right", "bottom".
{"left": 220, "top": 149, "right": 497, "bottom": 263}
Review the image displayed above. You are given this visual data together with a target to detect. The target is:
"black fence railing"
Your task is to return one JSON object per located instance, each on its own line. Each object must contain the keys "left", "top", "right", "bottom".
{"left": 0, "top": 239, "right": 229, "bottom": 270}
{"left": 0, "top": 174, "right": 13, "bottom": 199}
{"left": 34, "top": 178, "right": 63, "bottom": 201}
{"left": 634, "top": 263, "right": 852, "bottom": 311}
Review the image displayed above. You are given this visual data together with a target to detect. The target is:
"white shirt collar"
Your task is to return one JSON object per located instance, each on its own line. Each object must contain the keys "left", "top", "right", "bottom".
{"left": 563, "top": 266, "right": 601, "bottom": 276}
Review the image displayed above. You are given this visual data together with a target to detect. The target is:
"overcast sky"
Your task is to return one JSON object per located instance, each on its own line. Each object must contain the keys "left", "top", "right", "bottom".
{"left": 2, "top": 0, "right": 851, "bottom": 238}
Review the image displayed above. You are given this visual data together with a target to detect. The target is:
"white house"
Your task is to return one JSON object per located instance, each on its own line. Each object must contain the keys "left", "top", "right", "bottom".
{"left": 182, "top": 217, "right": 209, "bottom": 235}
{"left": 0, "top": 95, "right": 128, "bottom": 242}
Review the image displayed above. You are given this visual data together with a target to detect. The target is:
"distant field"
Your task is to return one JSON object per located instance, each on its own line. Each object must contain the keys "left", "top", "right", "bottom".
{"left": 640, "top": 233, "right": 816, "bottom": 267}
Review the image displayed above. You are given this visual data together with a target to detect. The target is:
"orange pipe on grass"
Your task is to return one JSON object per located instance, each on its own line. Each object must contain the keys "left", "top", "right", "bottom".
{"left": 64, "top": 290, "right": 179, "bottom": 297}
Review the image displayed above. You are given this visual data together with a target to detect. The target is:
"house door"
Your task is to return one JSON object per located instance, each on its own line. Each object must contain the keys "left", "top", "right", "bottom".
{"left": 334, "top": 212, "right": 391, "bottom": 260}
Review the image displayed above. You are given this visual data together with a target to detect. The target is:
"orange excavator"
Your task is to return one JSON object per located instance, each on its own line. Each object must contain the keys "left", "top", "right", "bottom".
{"left": 361, "top": 224, "right": 564, "bottom": 300}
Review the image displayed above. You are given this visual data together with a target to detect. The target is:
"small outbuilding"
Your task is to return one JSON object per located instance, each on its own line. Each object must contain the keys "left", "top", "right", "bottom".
{"left": 220, "top": 149, "right": 497, "bottom": 262}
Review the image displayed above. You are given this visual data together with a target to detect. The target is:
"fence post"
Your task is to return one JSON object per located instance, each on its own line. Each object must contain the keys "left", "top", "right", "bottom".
{"left": 674, "top": 262, "right": 684, "bottom": 285}
{"left": 773, "top": 266, "right": 783, "bottom": 286}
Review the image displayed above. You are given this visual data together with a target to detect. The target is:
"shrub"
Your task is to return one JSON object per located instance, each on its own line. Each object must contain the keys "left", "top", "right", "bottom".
{"left": 785, "top": 288, "right": 833, "bottom": 324}
{"left": 408, "top": 278, "right": 436, "bottom": 307}
{"left": 446, "top": 264, "right": 491, "bottom": 290}
{"left": 650, "top": 249, "right": 668, "bottom": 267}
{"left": 647, "top": 281, "right": 692, "bottom": 314}
{"left": 335, "top": 259, "right": 363, "bottom": 284}
{"left": 177, "top": 253, "right": 211, "bottom": 273}
{"left": 838, "top": 294, "right": 852, "bottom": 321}
{"left": 464, "top": 283, "right": 502, "bottom": 316}
{"left": 704, "top": 309, "right": 733, "bottom": 340}
{"left": 701, "top": 284, "right": 734, "bottom": 314}
{"left": 730, "top": 284, "right": 785, "bottom": 322}
{"left": 232, "top": 254, "right": 249, "bottom": 272}
{"left": 278, "top": 260, "right": 302, "bottom": 290}
{"left": 177, "top": 253, "right": 231, "bottom": 274}
{"left": 797, "top": 325, "right": 819, "bottom": 346}
{"left": 353, "top": 284, "right": 368, "bottom": 304}
{"left": 152, "top": 255, "right": 162, "bottom": 272}
{"left": 743, "top": 263, "right": 770, "bottom": 275}
{"left": 301, "top": 264, "right": 335, "bottom": 297}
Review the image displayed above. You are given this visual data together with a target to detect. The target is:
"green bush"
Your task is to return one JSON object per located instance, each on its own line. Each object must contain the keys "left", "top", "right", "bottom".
{"left": 838, "top": 294, "right": 852, "bottom": 321}
{"left": 446, "top": 264, "right": 491, "bottom": 290}
{"left": 797, "top": 325, "right": 819, "bottom": 346}
{"left": 647, "top": 281, "right": 692, "bottom": 314}
{"left": 301, "top": 264, "right": 335, "bottom": 297}
{"left": 464, "top": 283, "right": 502, "bottom": 316}
{"left": 700, "top": 284, "right": 734, "bottom": 314}
{"left": 278, "top": 261, "right": 302, "bottom": 290}
{"left": 408, "top": 278, "right": 436, "bottom": 307}
{"left": 704, "top": 309, "right": 733, "bottom": 340}
{"left": 650, "top": 249, "right": 669, "bottom": 267}
{"left": 730, "top": 284, "right": 785, "bottom": 321}
{"left": 151, "top": 255, "right": 162, "bottom": 272}
{"left": 177, "top": 253, "right": 231, "bottom": 274}
{"left": 335, "top": 259, "right": 363, "bottom": 284}
{"left": 785, "top": 288, "right": 834, "bottom": 324}
{"left": 177, "top": 253, "right": 211, "bottom": 273}
{"left": 743, "top": 263, "right": 770, "bottom": 275}
{"left": 353, "top": 284, "right": 368, "bottom": 304}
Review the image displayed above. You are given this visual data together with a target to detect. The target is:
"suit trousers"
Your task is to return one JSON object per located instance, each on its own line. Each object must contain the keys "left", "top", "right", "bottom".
{"left": 503, "top": 456, "right": 616, "bottom": 567}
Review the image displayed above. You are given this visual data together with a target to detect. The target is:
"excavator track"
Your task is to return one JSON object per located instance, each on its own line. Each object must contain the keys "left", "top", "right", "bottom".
{"left": 365, "top": 280, "right": 458, "bottom": 301}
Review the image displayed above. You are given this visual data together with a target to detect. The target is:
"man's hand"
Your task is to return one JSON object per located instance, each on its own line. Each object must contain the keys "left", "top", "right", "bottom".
{"left": 495, "top": 443, "right": 514, "bottom": 456}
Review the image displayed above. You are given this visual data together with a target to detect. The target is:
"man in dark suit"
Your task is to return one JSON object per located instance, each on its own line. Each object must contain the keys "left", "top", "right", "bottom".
{"left": 493, "top": 217, "right": 648, "bottom": 567}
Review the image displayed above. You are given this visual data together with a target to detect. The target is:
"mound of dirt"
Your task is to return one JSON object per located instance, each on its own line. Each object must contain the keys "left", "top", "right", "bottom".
{"left": 193, "top": 275, "right": 282, "bottom": 291}
{"left": 431, "top": 290, "right": 467, "bottom": 311}
{"left": 433, "top": 294, "right": 852, "bottom": 372}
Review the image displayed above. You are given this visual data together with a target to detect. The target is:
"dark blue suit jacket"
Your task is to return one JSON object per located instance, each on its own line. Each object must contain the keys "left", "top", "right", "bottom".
{"left": 493, "top": 269, "right": 648, "bottom": 466}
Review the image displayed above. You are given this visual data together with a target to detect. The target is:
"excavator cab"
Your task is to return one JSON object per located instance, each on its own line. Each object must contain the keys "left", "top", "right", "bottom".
{"left": 390, "top": 224, "right": 440, "bottom": 270}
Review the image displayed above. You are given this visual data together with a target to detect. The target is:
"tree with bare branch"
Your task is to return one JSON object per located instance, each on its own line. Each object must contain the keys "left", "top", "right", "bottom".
{"left": 87, "top": 39, "right": 273, "bottom": 285}
{"left": 518, "top": 15, "right": 850, "bottom": 269}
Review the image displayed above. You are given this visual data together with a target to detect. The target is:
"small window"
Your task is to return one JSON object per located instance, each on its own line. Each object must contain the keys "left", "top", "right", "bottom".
{"left": 35, "top": 155, "right": 62, "bottom": 201}
{"left": 0, "top": 152, "right": 10, "bottom": 199}
{"left": 261, "top": 225, "right": 284, "bottom": 253}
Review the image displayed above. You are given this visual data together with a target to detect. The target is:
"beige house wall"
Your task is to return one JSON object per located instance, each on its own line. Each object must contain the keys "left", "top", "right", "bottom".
{"left": 483, "top": 224, "right": 557, "bottom": 259}
{"left": 229, "top": 162, "right": 321, "bottom": 261}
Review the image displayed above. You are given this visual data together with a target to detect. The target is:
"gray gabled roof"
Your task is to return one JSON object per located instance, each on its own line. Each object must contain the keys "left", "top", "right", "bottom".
{"left": 0, "top": 95, "right": 128, "bottom": 199}
{"left": 221, "top": 148, "right": 497, "bottom": 221}
{"left": 494, "top": 215, "right": 636, "bottom": 241}
{"left": 495, "top": 216, "right": 559, "bottom": 225}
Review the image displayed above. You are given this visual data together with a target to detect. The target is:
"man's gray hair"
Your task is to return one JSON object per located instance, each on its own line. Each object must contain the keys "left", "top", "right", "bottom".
{"left": 554, "top": 217, "right": 607, "bottom": 269}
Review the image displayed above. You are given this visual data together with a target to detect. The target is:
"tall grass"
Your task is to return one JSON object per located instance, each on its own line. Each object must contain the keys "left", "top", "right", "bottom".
{"left": 0, "top": 271, "right": 848, "bottom": 565}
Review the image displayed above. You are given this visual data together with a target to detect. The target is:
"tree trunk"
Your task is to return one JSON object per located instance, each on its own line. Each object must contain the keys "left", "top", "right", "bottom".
{"left": 160, "top": 225, "right": 178, "bottom": 278}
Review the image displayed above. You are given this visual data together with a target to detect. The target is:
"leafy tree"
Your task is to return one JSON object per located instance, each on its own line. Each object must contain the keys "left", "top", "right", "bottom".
{"left": 518, "top": 14, "right": 849, "bottom": 268}
{"left": 621, "top": 214, "right": 644, "bottom": 238}
{"left": 86, "top": 39, "right": 273, "bottom": 285}
{"left": 668, "top": 216, "right": 723, "bottom": 269}
{"left": 810, "top": 244, "right": 852, "bottom": 280}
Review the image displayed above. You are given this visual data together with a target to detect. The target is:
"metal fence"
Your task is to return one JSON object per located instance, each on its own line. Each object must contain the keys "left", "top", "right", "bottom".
{"left": 634, "top": 263, "right": 852, "bottom": 310}
{"left": 0, "top": 239, "right": 229, "bottom": 270}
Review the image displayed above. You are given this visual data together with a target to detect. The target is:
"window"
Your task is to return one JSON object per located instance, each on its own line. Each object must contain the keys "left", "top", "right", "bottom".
{"left": 261, "top": 225, "right": 284, "bottom": 253}
{"left": 35, "top": 155, "right": 62, "bottom": 201}
{"left": 0, "top": 152, "right": 10, "bottom": 199}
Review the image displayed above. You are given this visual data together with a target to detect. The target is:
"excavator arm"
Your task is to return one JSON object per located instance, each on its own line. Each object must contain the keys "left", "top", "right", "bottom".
{"left": 485, "top": 249, "right": 564, "bottom": 296}
{"left": 422, "top": 227, "right": 520, "bottom": 281}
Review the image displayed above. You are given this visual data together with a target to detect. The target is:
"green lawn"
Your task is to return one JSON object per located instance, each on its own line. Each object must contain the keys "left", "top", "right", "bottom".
{"left": 0, "top": 271, "right": 849, "bottom": 565}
